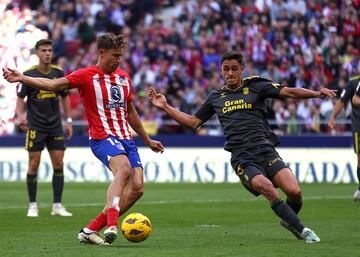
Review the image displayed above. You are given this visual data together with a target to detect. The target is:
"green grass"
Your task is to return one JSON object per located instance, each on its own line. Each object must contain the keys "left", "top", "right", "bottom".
{"left": 0, "top": 183, "right": 359, "bottom": 257}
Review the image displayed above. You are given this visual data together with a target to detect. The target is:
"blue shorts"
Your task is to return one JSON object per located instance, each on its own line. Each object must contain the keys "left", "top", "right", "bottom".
{"left": 90, "top": 135, "right": 143, "bottom": 169}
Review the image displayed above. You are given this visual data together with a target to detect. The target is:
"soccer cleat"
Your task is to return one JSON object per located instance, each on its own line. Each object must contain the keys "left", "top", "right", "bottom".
{"left": 51, "top": 204, "right": 73, "bottom": 216}
{"left": 27, "top": 203, "right": 39, "bottom": 217}
{"left": 103, "top": 226, "right": 118, "bottom": 245}
{"left": 280, "top": 220, "right": 303, "bottom": 239}
{"left": 301, "top": 228, "right": 320, "bottom": 243}
{"left": 353, "top": 189, "right": 360, "bottom": 201}
{"left": 78, "top": 229, "right": 108, "bottom": 245}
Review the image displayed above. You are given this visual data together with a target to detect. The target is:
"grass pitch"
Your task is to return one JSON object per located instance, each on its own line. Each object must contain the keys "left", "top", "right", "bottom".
{"left": 0, "top": 183, "right": 359, "bottom": 257}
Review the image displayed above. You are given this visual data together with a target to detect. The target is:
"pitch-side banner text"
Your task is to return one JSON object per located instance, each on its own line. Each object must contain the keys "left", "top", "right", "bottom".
{"left": 0, "top": 147, "right": 356, "bottom": 183}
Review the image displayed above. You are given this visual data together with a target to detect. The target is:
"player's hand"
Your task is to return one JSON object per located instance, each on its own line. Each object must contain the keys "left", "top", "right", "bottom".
{"left": 352, "top": 95, "right": 360, "bottom": 107}
{"left": 328, "top": 117, "right": 336, "bottom": 130}
{"left": 147, "top": 139, "right": 164, "bottom": 153}
{"left": 148, "top": 87, "right": 167, "bottom": 109}
{"left": 17, "top": 113, "right": 28, "bottom": 131}
{"left": 2, "top": 68, "right": 22, "bottom": 83}
{"left": 319, "top": 88, "right": 337, "bottom": 99}
{"left": 66, "top": 123, "right": 73, "bottom": 139}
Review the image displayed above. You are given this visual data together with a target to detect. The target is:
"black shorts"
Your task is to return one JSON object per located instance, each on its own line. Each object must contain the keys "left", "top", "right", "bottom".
{"left": 230, "top": 145, "right": 289, "bottom": 196}
{"left": 352, "top": 130, "right": 360, "bottom": 154}
{"left": 25, "top": 128, "right": 66, "bottom": 152}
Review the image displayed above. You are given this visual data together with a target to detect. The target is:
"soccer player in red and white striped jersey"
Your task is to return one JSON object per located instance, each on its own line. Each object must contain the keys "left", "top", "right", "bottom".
{"left": 3, "top": 33, "right": 164, "bottom": 245}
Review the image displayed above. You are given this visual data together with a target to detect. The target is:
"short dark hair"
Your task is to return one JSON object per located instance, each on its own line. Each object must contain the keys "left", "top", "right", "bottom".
{"left": 35, "top": 39, "right": 53, "bottom": 50}
{"left": 221, "top": 51, "right": 244, "bottom": 66}
{"left": 97, "top": 33, "right": 128, "bottom": 50}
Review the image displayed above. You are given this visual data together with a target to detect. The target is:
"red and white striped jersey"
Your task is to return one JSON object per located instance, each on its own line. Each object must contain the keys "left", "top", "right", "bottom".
{"left": 66, "top": 65, "right": 133, "bottom": 140}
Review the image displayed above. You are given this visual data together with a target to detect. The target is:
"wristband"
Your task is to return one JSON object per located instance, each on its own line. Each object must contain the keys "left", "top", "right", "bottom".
{"left": 66, "top": 117, "right": 73, "bottom": 123}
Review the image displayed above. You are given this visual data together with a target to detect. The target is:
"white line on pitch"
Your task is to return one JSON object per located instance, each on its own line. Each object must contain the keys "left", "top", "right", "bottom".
{"left": 0, "top": 195, "right": 353, "bottom": 209}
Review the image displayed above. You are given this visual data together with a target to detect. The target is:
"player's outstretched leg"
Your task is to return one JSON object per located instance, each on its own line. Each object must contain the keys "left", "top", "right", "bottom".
{"left": 78, "top": 228, "right": 108, "bottom": 245}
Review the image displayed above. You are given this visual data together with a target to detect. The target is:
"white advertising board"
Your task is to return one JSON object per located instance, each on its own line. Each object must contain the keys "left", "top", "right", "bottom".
{"left": 0, "top": 147, "right": 356, "bottom": 183}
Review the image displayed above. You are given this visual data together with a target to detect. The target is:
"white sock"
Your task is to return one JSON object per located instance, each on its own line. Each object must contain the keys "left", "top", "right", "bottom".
{"left": 29, "top": 202, "right": 37, "bottom": 208}
{"left": 111, "top": 196, "right": 120, "bottom": 212}
{"left": 83, "top": 228, "right": 95, "bottom": 233}
{"left": 53, "top": 203, "right": 62, "bottom": 208}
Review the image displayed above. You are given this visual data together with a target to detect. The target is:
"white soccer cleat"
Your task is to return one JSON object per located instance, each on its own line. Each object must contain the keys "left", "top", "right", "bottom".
{"left": 78, "top": 229, "right": 108, "bottom": 245}
{"left": 103, "top": 226, "right": 118, "bottom": 245}
{"left": 301, "top": 228, "right": 320, "bottom": 243}
{"left": 51, "top": 203, "right": 73, "bottom": 216}
{"left": 27, "top": 203, "right": 39, "bottom": 217}
{"left": 353, "top": 189, "right": 360, "bottom": 201}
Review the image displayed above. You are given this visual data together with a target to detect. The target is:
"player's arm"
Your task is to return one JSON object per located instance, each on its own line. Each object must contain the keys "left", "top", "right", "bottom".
{"left": 3, "top": 68, "right": 69, "bottom": 91}
{"left": 61, "top": 95, "right": 73, "bottom": 139}
{"left": 15, "top": 96, "right": 28, "bottom": 131}
{"left": 328, "top": 99, "right": 345, "bottom": 129}
{"left": 279, "top": 87, "right": 337, "bottom": 99}
{"left": 127, "top": 101, "right": 164, "bottom": 153}
{"left": 148, "top": 88, "right": 203, "bottom": 130}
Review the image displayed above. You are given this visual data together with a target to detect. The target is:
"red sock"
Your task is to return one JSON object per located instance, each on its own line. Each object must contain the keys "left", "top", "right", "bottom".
{"left": 107, "top": 207, "right": 119, "bottom": 228}
{"left": 86, "top": 212, "right": 107, "bottom": 232}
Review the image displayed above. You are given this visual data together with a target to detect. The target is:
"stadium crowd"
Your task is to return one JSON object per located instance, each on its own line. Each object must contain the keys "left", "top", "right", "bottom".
{"left": 0, "top": 0, "right": 359, "bottom": 136}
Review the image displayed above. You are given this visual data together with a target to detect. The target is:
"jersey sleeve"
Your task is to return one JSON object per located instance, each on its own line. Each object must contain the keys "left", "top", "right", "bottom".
{"left": 66, "top": 68, "right": 87, "bottom": 89}
{"left": 127, "top": 77, "right": 133, "bottom": 103}
{"left": 17, "top": 70, "right": 31, "bottom": 97}
{"left": 254, "top": 80, "right": 284, "bottom": 98}
{"left": 57, "top": 69, "right": 69, "bottom": 97}
{"left": 340, "top": 80, "right": 355, "bottom": 103}
{"left": 16, "top": 82, "right": 28, "bottom": 98}
{"left": 354, "top": 80, "right": 360, "bottom": 97}
{"left": 194, "top": 92, "right": 216, "bottom": 122}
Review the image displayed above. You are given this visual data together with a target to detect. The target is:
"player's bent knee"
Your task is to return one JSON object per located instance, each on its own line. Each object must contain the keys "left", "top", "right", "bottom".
{"left": 132, "top": 181, "right": 144, "bottom": 198}
{"left": 134, "top": 188, "right": 144, "bottom": 199}
{"left": 53, "top": 160, "right": 64, "bottom": 169}
{"left": 287, "top": 188, "right": 302, "bottom": 201}
{"left": 114, "top": 167, "right": 132, "bottom": 180}
{"left": 29, "top": 160, "right": 40, "bottom": 170}
{"left": 252, "top": 179, "right": 279, "bottom": 200}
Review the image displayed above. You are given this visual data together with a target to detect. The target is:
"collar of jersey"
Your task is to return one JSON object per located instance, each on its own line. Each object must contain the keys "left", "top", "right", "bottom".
{"left": 35, "top": 65, "right": 52, "bottom": 75}
{"left": 221, "top": 79, "right": 244, "bottom": 91}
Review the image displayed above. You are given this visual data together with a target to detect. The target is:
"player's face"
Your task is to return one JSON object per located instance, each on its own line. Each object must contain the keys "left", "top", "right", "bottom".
{"left": 36, "top": 44, "right": 53, "bottom": 65}
{"left": 221, "top": 60, "right": 244, "bottom": 88}
{"left": 102, "top": 48, "right": 123, "bottom": 72}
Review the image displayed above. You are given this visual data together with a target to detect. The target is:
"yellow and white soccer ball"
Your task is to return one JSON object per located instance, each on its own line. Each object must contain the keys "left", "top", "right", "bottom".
{"left": 121, "top": 212, "right": 152, "bottom": 243}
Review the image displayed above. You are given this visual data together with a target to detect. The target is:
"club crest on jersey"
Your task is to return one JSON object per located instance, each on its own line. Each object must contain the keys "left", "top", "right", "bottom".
{"left": 243, "top": 87, "right": 249, "bottom": 95}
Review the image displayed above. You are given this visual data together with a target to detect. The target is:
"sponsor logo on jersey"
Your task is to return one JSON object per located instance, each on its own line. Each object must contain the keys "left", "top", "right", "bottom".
{"left": 222, "top": 99, "right": 252, "bottom": 113}
{"left": 37, "top": 90, "right": 56, "bottom": 99}
{"left": 107, "top": 85, "right": 125, "bottom": 109}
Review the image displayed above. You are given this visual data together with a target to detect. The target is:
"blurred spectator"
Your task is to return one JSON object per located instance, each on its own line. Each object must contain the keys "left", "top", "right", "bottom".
{"left": 0, "top": 0, "right": 358, "bottom": 136}
{"left": 285, "top": 101, "right": 304, "bottom": 135}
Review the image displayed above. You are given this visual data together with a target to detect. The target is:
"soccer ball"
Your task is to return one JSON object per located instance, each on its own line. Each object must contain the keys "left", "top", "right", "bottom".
{"left": 121, "top": 212, "right": 152, "bottom": 243}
